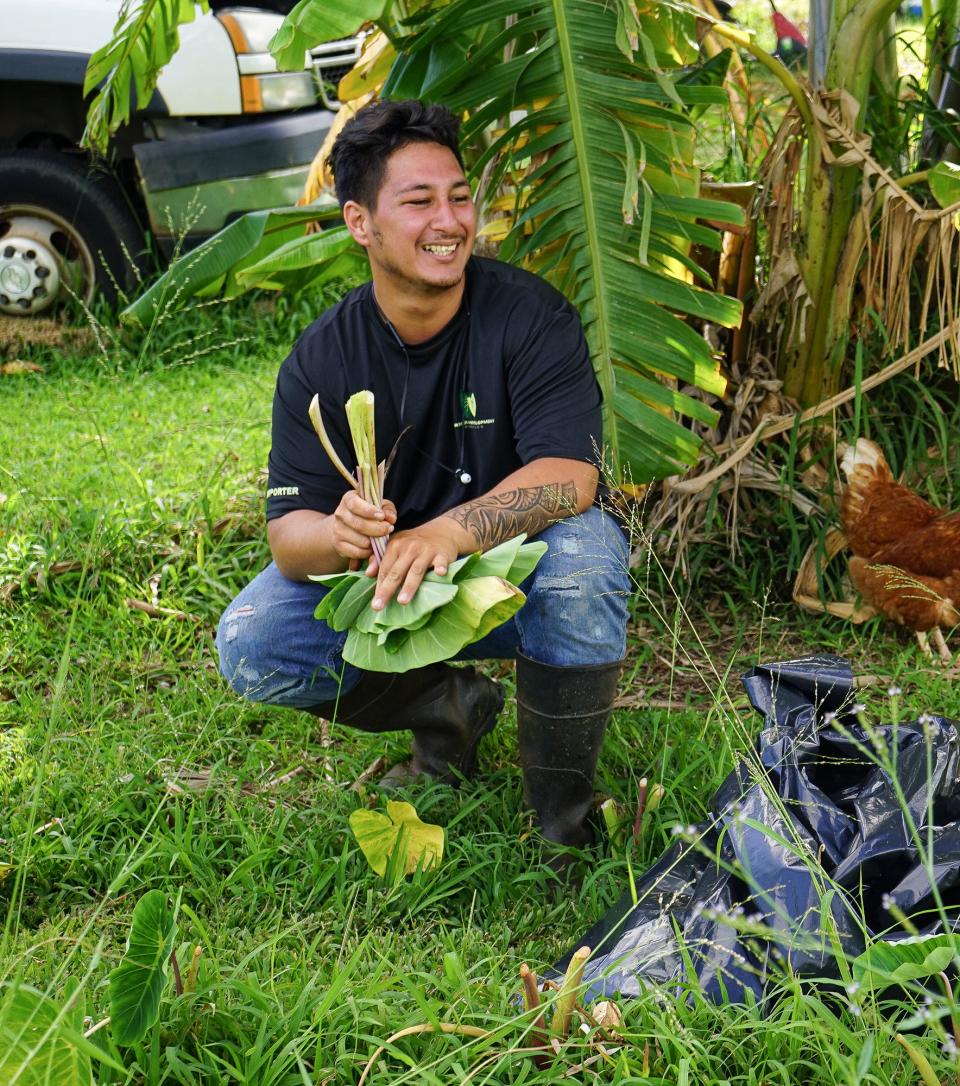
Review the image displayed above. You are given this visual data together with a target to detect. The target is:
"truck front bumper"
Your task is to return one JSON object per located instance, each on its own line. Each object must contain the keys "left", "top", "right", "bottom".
{"left": 133, "top": 109, "right": 334, "bottom": 250}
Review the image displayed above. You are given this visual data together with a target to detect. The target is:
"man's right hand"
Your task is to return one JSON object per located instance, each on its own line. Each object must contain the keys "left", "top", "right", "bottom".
{"left": 267, "top": 496, "right": 397, "bottom": 582}
{"left": 329, "top": 491, "right": 397, "bottom": 565}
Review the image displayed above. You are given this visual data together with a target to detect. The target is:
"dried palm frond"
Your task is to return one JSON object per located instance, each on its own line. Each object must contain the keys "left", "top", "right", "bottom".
{"left": 756, "top": 87, "right": 960, "bottom": 378}
{"left": 792, "top": 527, "right": 876, "bottom": 623}
{"left": 636, "top": 355, "right": 825, "bottom": 574}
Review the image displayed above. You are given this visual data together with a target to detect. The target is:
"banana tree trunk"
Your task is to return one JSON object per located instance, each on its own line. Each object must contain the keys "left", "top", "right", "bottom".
{"left": 778, "top": 0, "right": 901, "bottom": 405}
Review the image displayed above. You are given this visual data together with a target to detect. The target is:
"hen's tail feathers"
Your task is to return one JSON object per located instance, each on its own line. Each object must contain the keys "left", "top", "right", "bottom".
{"left": 840, "top": 438, "right": 890, "bottom": 482}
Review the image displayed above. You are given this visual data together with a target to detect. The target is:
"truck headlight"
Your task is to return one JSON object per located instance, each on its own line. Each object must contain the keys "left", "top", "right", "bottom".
{"left": 242, "top": 72, "right": 318, "bottom": 113}
{"left": 216, "top": 8, "right": 319, "bottom": 113}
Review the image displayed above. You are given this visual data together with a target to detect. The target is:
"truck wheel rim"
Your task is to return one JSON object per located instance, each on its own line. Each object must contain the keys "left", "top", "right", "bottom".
{"left": 0, "top": 206, "right": 96, "bottom": 316}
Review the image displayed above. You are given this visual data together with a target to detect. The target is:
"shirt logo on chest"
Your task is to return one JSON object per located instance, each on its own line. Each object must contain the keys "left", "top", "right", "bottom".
{"left": 455, "top": 391, "right": 495, "bottom": 430}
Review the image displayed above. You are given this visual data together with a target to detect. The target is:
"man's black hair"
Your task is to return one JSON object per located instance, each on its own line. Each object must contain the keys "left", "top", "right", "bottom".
{"left": 328, "top": 99, "right": 465, "bottom": 210}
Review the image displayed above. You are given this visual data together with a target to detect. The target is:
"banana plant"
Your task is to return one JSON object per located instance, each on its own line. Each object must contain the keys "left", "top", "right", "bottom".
{"left": 377, "top": 0, "right": 742, "bottom": 482}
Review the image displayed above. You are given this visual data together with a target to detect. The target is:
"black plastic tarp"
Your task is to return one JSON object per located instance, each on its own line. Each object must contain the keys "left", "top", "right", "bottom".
{"left": 552, "top": 655, "right": 960, "bottom": 1002}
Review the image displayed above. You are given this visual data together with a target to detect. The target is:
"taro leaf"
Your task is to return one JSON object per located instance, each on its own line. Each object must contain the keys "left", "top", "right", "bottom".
{"left": 448, "top": 577, "right": 525, "bottom": 644}
{"left": 852, "top": 934, "right": 958, "bottom": 989}
{"left": 929, "top": 162, "right": 960, "bottom": 210}
{"left": 501, "top": 540, "right": 548, "bottom": 585}
{"left": 381, "top": 628, "right": 411, "bottom": 652}
{"left": 109, "top": 890, "right": 177, "bottom": 1047}
{"left": 387, "top": 607, "right": 436, "bottom": 633}
{"left": 343, "top": 575, "right": 524, "bottom": 672}
{"left": 313, "top": 575, "right": 356, "bottom": 622}
{"left": 464, "top": 536, "right": 547, "bottom": 583}
{"left": 310, "top": 570, "right": 352, "bottom": 590}
{"left": 432, "top": 550, "right": 484, "bottom": 583}
{"left": 354, "top": 580, "right": 459, "bottom": 634}
{"left": 0, "top": 982, "right": 119, "bottom": 1085}
{"left": 313, "top": 537, "right": 545, "bottom": 671}
{"left": 463, "top": 536, "right": 527, "bottom": 579}
{"left": 349, "top": 799, "right": 444, "bottom": 878}
{"left": 330, "top": 576, "right": 377, "bottom": 632}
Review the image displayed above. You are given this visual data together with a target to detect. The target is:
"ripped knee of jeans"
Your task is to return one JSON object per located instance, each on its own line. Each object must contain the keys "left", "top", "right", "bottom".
{"left": 219, "top": 604, "right": 255, "bottom": 646}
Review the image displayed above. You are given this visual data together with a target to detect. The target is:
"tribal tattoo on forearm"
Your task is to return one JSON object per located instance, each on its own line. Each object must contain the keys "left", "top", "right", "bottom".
{"left": 444, "top": 482, "right": 579, "bottom": 549}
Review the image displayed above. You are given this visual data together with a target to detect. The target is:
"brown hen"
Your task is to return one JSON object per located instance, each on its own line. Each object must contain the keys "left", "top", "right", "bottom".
{"left": 840, "top": 439, "right": 960, "bottom": 660}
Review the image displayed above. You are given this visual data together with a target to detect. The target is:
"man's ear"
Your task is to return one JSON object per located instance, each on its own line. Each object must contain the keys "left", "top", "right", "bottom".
{"left": 343, "top": 200, "right": 371, "bottom": 248}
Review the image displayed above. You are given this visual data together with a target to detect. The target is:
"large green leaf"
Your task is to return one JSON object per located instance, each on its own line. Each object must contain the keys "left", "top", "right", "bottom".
{"left": 354, "top": 579, "right": 460, "bottom": 634}
{"left": 385, "top": 0, "right": 743, "bottom": 482}
{"left": 234, "top": 226, "right": 367, "bottom": 292}
{"left": 313, "top": 574, "right": 359, "bottom": 625}
{"left": 852, "top": 934, "right": 959, "bottom": 989}
{"left": 109, "top": 890, "right": 177, "bottom": 1047}
{"left": 928, "top": 161, "right": 960, "bottom": 210}
{"left": 468, "top": 536, "right": 549, "bottom": 582}
{"left": 0, "top": 983, "right": 121, "bottom": 1085}
{"left": 82, "top": 0, "right": 208, "bottom": 154}
{"left": 270, "top": 0, "right": 388, "bottom": 70}
{"left": 120, "top": 204, "right": 342, "bottom": 327}
{"left": 349, "top": 799, "right": 444, "bottom": 879}
{"left": 453, "top": 534, "right": 526, "bottom": 579}
{"left": 431, "top": 536, "right": 547, "bottom": 583}
{"left": 343, "top": 574, "right": 524, "bottom": 671}
{"left": 449, "top": 576, "right": 525, "bottom": 643}
{"left": 313, "top": 536, "right": 543, "bottom": 671}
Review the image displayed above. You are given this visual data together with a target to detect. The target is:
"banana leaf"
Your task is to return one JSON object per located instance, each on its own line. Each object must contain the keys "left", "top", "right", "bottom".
{"left": 269, "top": 0, "right": 388, "bottom": 70}
{"left": 383, "top": 0, "right": 744, "bottom": 482}
{"left": 120, "top": 203, "right": 343, "bottom": 327}
{"left": 83, "top": 0, "right": 207, "bottom": 154}
{"left": 234, "top": 224, "right": 368, "bottom": 292}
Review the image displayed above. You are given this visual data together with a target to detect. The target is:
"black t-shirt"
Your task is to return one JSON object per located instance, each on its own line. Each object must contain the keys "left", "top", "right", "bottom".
{"left": 266, "top": 256, "right": 603, "bottom": 528}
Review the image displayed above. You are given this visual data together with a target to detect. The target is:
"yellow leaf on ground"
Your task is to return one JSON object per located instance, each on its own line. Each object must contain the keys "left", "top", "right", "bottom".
{"left": 349, "top": 799, "right": 444, "bottom": 879}
{"left": 1, "top": 360, "right": 44, "bottom": 375}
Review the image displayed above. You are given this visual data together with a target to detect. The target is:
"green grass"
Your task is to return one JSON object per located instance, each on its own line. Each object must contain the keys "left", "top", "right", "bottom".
{"left": 3, "top": 291, "right": 960, "bottom": 1083}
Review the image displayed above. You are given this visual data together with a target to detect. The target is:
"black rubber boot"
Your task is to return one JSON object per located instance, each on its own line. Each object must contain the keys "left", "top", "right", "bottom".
{"left": 307, "top": 663, "right": 504, "bottom": 787}
{"left": 516, "top": 654, "right": 622, "bottom": 849}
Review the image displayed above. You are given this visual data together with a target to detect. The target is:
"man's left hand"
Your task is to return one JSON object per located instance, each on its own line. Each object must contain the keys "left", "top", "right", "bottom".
{"left": 369, "top": 522, "right": 463, "bottom": 610}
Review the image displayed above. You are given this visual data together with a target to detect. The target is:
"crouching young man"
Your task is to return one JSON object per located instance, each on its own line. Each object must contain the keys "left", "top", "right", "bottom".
{"left": 216, "top": 99, "right": 630, "bottom": 853}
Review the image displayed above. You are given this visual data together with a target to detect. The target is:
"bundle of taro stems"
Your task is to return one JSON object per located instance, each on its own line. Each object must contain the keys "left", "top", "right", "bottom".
{"left": 308, "top": 390, "right": 390, "bottom": 564}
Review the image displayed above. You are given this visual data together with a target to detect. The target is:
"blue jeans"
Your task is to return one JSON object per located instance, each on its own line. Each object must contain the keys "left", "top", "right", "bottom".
{"left": 216, "top": 507, "right": 630, "bottom": 708}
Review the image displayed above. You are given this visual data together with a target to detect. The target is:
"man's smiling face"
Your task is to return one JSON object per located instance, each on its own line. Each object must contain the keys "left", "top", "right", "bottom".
{"left": 347, "top": 141, "right": 476, "bottom": 297}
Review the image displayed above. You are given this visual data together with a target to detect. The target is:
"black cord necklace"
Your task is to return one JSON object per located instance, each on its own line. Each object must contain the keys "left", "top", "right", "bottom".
{"left": 374, "top": 297, "right": 473, "bottom": 486}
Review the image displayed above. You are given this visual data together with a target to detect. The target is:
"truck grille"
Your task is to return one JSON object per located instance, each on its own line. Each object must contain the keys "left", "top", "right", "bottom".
{"left": 311, "top": 36, "right": 364, "bottom": 110}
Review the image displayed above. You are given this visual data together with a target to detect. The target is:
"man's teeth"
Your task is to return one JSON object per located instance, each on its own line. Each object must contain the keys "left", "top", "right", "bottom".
{"left": 423, "top": 244, "right": 457, "bottom": 254}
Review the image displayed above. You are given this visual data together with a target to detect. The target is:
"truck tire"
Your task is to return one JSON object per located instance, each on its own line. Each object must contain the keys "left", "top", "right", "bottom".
{"left": 0, "top": 150, "right": 148, "bottom": 317}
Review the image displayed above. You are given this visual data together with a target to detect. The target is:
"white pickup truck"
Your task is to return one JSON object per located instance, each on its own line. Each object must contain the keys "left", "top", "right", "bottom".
{"left": 0, "top": 0, "right": 358, "bottom": 317}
